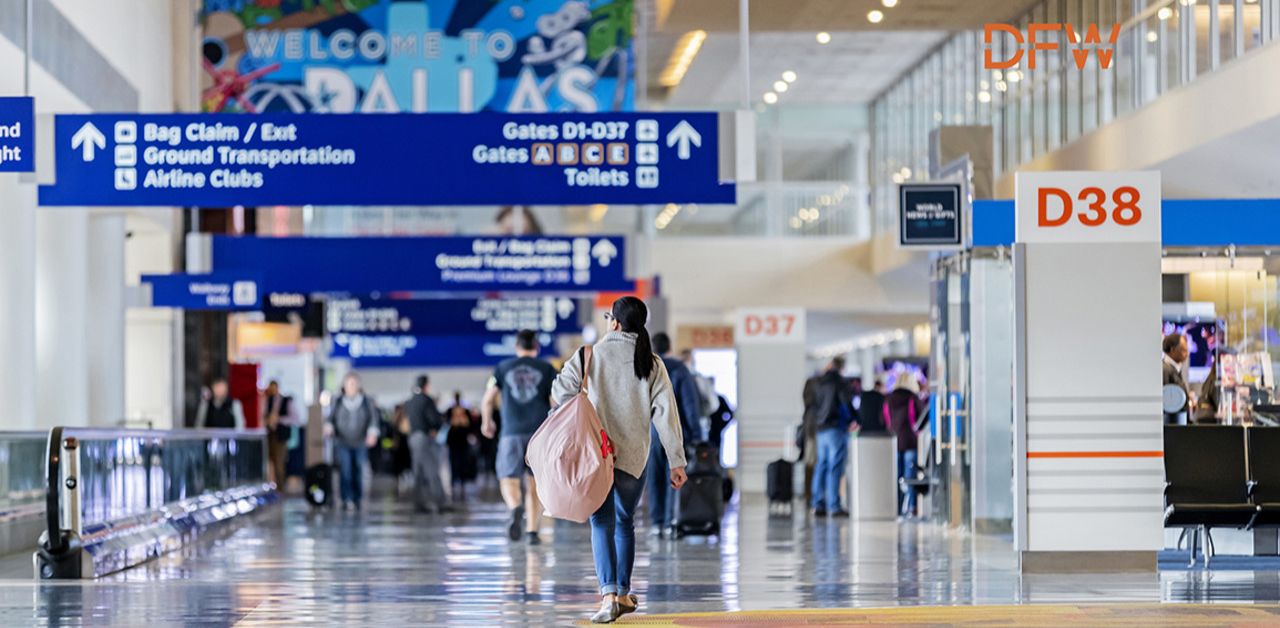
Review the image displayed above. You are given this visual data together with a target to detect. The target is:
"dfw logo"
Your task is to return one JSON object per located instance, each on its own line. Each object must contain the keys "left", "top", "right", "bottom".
{"left": 984, "top": 23, "right": 1121, "bottom": 70}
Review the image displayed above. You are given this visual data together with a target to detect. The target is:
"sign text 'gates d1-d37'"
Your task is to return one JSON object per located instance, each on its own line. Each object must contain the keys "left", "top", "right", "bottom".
{"left": 37, "top": 112, "right": 734, "bottom": 206}
{"left": 210, "top": 234, "right": 629, "bottom": 294}
{"left": 0, "top": 97, "right": 34, "bottom": 172}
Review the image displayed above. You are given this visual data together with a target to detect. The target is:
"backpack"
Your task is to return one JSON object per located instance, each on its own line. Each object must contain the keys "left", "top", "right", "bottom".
{"left": 524, "top": 346, "right": 615, "bottom": 523}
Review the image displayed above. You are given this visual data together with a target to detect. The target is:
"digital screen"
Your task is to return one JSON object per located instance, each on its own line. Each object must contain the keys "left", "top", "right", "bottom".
{"left": 1162, "top": 318, "right": 1222, "bottom": 383}
{"left": 900, "top": 183, "right": 963, "bottom": 248}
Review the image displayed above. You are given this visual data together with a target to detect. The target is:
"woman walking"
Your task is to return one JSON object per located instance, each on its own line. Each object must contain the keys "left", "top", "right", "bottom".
{"left": 551, "top": 296, "right": 688, "bottom": 624}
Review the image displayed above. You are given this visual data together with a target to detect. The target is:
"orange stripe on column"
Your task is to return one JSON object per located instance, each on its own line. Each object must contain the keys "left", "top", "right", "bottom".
{"left": 740, "top": 440, "right": 785, "bottom": 449}
{"left": 1027, "top": 450, "right": 1163, "bottom": 459}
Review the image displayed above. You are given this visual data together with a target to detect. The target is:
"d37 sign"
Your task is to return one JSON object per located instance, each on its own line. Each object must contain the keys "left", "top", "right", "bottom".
{"left": 735, "top": 308, "right": 806, "bottom": 345}
{"left": 1015, "top": 171, "right": 1161, "bottom": 244}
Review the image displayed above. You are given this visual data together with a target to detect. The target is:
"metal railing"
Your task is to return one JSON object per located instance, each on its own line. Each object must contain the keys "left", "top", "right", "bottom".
{"left": 36, "top": 427, "right": 275, "bottom": 579}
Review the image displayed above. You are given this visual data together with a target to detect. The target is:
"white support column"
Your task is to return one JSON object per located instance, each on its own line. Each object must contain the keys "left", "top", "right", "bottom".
{"left": 87, "top": 212, "right": 127, "bottom": 426}
{"left": 36, "top": 210, "right": 91, "bottom": 428}
{"left": 734, "top": 308, "right": 806, "bottom": 493}
{"left": 0, "top": 174, "right": 38, "bottom": 430}
{"left": 1013, "top": 171, "right": 1163, "bottom": 572}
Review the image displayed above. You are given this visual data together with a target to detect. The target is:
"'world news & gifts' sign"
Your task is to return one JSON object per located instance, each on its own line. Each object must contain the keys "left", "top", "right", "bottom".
{"left": 199, "top": 0, "right": 634, "bottom": 113}
{"left": 37, "top": 112, "right": 731, "bottom": 206}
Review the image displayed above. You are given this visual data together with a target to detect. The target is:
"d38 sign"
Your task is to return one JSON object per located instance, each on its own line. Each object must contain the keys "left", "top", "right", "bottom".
{"left": 1015, "top": 171, "right": 1160, "bottom": 244}
{"left": 735, "top": 308, "right": 806, "bottom": 345}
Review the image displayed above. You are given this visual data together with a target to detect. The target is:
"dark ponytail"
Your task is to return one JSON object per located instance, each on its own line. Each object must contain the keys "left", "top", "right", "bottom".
{"left": 611, "top": 296, "right": 655, "bottom": 381}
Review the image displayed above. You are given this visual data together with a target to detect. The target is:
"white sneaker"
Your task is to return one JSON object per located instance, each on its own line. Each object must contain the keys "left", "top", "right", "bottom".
{"left": 590, "top": 599, "right": 620, "bottom": 624}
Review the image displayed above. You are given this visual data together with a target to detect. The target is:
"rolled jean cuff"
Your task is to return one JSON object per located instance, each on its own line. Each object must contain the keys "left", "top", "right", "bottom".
{"left": 599, "top": 584, "right": 619, "bottom": 595}
{"left": 618, "top": 586, "right": 630, "bottom": 596}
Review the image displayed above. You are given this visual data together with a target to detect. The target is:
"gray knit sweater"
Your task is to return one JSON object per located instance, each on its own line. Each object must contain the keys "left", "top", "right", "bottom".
{"left": 551, "top": 332, "right": 687, "bottom": 479}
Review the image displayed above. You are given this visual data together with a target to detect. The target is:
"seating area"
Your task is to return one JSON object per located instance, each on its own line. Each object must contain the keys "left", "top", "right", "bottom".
{"left": 1163, "top": 425, "right": 1280, "bottom": 567}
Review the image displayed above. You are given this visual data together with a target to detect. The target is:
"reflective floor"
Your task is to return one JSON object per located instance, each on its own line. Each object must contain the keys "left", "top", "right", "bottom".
{"left": 1, "top": 481, "right": 1280, "bottom": 625}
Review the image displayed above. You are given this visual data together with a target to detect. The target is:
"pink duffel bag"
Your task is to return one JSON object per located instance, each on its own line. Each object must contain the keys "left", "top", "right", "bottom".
{"left": 525, "top": 346, "right": 615, "bottom": 523}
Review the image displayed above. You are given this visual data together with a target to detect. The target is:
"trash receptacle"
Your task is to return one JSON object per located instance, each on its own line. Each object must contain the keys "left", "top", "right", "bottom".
{"left": 849, "top": 432, "right": 897, "bottom": 520}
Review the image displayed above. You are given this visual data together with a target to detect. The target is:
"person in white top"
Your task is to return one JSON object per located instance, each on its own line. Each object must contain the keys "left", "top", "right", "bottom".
{"left": 551, "top": 296, "right": 688, "bottom": 624}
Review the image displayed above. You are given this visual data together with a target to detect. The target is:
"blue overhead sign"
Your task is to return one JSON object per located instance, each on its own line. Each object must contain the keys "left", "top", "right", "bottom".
{"left": 0, "top": 97, "right": 34, "bottom": 172}
{"left": 38, "top": 112, "right": 733, "bottom": 206}
{"left": 331, "top": 332, "right": 557, "bottom": 367}
{"left": 212, "top": 235, "right": 628, "bottom": 294}
{"left": 327, "top": 296, "right": 580, "bottom": 335}
{"left": 142, "top": 273, "right": 262, "bottom": 310}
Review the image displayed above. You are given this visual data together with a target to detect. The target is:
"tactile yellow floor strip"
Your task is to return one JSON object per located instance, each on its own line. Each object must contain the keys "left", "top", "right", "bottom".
{"left": 598, "top": 604, "right": 1280, "bottom": 627}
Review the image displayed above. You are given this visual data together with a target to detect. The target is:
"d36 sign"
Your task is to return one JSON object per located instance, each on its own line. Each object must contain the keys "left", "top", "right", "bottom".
{"left": 735, "top": 308, "right": 806, "bottom": 344}
{"left": 1015, "top": 171, "right": 1160, "bottom": 244}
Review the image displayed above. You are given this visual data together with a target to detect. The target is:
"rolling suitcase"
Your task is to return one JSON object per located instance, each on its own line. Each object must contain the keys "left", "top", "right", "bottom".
{"left": 767, "top": 458, "right": 794, "bottom": 515}
{"left": 673, "top": 443, "right": 725, "bottom": 537}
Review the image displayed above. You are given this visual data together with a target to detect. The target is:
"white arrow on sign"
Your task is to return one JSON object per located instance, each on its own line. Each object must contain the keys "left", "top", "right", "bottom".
{"left": 71, "top": 122, "right": 106, "bottom": 162}
{"left": 665, "top": 120, "right": 701, "bottom": 160}
{"left": 557, "top": 297, "right": 574, "bottom": 319}
{"left": 591, "top": 239, "right": 618, "bottom": 267}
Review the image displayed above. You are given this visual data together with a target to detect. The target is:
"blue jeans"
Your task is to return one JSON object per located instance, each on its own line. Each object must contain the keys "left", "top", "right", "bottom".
{"left": 810, "top": 428, "right": 848, "bottom": 511}
{"left": 646, "top": 433, "right": 672, "bottom": 527}
{"left": 590, "top": 469, "right": 646, "bottom": 596}
{"left": 897, "top": 449, "right": 918, "bottom": 517}
{"left": 336, "top": 444, "right": 366, "bottom": 505}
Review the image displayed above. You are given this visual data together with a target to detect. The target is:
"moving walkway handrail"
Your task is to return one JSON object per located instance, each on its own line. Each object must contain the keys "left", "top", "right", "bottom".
{"left": 37, "top": 426, "right": 272, "bottom": 579}
{"left": 44, "top": 426, "right": 64, "bottom": 555}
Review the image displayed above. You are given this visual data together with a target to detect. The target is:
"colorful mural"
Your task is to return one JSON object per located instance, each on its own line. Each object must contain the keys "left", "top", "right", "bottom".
{"left": 200, "top": 0, "right": 634, "bottom": 113}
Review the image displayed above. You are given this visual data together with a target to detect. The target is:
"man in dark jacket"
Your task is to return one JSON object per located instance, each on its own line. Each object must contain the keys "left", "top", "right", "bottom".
{"left": 646, "top": 332, "right": 704, "bottom": 536}
{"left": 405, "top": 374, "right": 448, "bottom": 514}
{"left": 857, "top": 378, "right": 887, "bottom": 432}
{"left": 810, "top": 357, "right": 853, "bottom": 517}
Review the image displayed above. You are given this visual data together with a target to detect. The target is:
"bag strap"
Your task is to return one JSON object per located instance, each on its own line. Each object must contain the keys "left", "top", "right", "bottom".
{"left": 580, "top": 345, "right": 593, "bottom": 394}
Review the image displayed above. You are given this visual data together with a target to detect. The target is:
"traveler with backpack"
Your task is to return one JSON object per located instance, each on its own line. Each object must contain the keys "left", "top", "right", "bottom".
{"left": 809, "top": 357, "right": 854, "bottom": 518}
{"left": 481, "top": 330, "right": 559, "bottom": 544}
{"left": 884, "top": 374, "right": 925, "bottom": 519}
{"left": 327, "top": 372, "right": 381, "bottom": 511}
{"left": 550, "top": 297, "right": 687, "bottom": 624}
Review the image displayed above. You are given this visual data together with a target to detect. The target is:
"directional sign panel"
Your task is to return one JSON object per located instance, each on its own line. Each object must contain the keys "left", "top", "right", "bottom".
{"left": 38, "top": 113, "right": 734, "bottom": 206}
{"left": 142, "top": 273, "right": 262, "bottom": 310}
{"left": 326, "top": 297, "right": 580, "bottom": 335}
{"left": 211, "top": 235, "right": 628, "bottom": 294}
{"left": 0, "top": 97, "right": 34, "bottom": 172}
{"left": 330, "top": 332, "right": 558, "bottom": 368}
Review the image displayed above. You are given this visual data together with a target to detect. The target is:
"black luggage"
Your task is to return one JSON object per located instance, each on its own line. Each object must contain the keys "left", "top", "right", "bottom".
{"left": 304, "top": 464, "right": 333, "bottom": 508}
{"left": 767, "top": 458, "right": 794, "bottom": 515}
{"left": 674, "top": 443, "right": 725, "bottom": 537}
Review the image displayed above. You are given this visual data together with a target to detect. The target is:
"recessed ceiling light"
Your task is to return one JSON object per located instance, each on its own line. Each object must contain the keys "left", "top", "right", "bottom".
{"left": 867, "top": 10, "right": 884, "bottom": 23}
{"left": 816, "top": 31, "right": 831, "bottom": 44}
{"left": 1147, "top": 31, "right": 1159, "bottom": 42}
{"left": 977, "top": 91, "right": 992, "bottom": 103}
{"left": 774, "top": 80, "right": 788, "bottom": 92}
{"left": 1157, "top": 7, "right": 1172, "bottom": 20}
{"left": 763, "top": 92, "right": 778, "bottom": 104}
{"left": 657, "top": 30, "right": 707, "bottom": 87}
{"left": 782, "top": 70, "right": 797, "bottom": 83}
{"left": 882, "top": 0, "right": 898, "bottom": 6}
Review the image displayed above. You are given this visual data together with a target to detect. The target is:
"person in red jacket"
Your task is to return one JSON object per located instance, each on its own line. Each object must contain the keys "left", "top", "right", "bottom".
{"left": 884, "top": 375, "right": 925, "bottom": 519}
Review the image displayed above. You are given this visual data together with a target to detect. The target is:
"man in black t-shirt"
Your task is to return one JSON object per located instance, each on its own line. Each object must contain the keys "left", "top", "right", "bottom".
{"left": 481, "top": 330, "right": 558, "bottom": 544}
